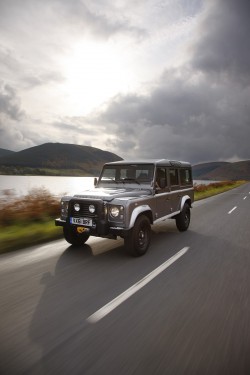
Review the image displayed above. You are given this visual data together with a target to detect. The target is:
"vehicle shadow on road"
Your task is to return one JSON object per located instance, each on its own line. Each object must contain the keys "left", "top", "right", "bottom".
{"left": 27, "top": 227, "right": 250, "bottom": 374}
{"left": 27, "top": 238, "right": 135, "bottom": 373}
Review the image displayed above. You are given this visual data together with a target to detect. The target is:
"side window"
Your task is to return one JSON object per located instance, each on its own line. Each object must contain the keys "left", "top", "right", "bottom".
{"left": 180, "top": 168, "right": 192, "bottom": 185}
{"left": 155, "top": 167, "right": 167, "bottom": 191}
{"left": 169, "top": 168, "right": 179, "bottom": 187}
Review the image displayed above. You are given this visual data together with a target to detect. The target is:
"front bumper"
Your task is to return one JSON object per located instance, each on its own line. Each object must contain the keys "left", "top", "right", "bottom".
{"left": 55, "top": 218, "right": 130, "bottom": 238}
{"left": 55, "top": 217, "right": 111, "bottom": 236}
{"left": 55, "top": 218, "right": 66, "bottom": 227}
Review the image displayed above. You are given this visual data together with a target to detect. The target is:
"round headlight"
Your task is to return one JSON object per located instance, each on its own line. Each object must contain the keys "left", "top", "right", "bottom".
{"left": 89, "top": 204, "right": 95, "bottom": 213}
{"left": 110, "top": 206, "right": 120, "bottom": 218}
{"left": 74, "top": 203, "right": 80, "bottom": 212}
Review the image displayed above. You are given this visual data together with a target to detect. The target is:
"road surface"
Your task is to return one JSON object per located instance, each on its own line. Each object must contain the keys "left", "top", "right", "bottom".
{"left": 0, "top": 183, "right": 250, "bottom": 374}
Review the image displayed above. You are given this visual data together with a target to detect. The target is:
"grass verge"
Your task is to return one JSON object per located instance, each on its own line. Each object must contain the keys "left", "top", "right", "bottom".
{"left": 194, "top": 180, "right": 246, "bottom": 200}
{"left": 0, "top": 180, "right": 247, "bottom": 254}
{"left": 0, "top": 220, "right": 63, "bottom": 254}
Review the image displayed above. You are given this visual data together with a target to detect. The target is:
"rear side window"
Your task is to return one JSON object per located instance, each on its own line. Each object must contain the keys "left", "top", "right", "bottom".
{"left": 180, "top": 168, "right": 192, "bottom": 185}
{"left": 169, "top": 169, "right": 179, "bottom": 186}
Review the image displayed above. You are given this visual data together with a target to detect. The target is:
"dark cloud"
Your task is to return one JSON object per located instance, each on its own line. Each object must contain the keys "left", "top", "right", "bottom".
{"left": 0, "top": 83, "right": 24, "bottom": 120}
{"left": 93, "top": 0, "right": 250, "bottom": 163}
{"left": 97, "top": 75, "right": 250, "bottom": 163}
{"left": 0, "top": 83, "right": 34, "bottom": 151}
{"left": 192, "top": 0, "right": 250, "bottom": 85}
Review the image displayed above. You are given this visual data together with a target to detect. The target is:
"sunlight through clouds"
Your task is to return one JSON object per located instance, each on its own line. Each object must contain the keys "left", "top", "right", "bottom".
{"left": 61, "top": 40, "right": 135, "bottom": 115}
{"left": 0, "top": 0, "right": 249, "bottom": 163}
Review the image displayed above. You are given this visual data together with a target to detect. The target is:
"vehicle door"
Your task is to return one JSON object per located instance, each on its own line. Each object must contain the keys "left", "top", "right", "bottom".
{"left": 168, "top": 168, "right": 181, "bottom": 213}
{"left": 154, "top": 167, "right": 171, "bottom": 220}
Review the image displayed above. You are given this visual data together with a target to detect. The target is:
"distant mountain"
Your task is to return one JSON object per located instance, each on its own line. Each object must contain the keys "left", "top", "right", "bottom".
{"left": 0, "top": 148, "right": 16, "bottom": 158}
{"left": 192, "top": 162, "right": 230, "bottom": 179}
{"left": 193, "top": 160, "right": 250, "bottom": 181}
{"left": 0, "top": 143, "right": 122, "bottom": 176}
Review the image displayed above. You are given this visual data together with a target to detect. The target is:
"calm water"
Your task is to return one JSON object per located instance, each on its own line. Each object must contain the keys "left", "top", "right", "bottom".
{"left": 0, "top": 175, "right": 217, "bottom": 198}
{"left": 0, "top": 175, "right": 96, "bottom": 197}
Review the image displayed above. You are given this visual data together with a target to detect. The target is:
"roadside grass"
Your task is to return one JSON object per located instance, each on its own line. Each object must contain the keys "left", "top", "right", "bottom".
{"left": 0, "top": 221, "right": 63, "bottom": 253}
{"left": 194, "top": 180, "right": 246, "bottom": 200}
{"left": 0, "top": 188, "right": 63, "bottom": 254}
{"left": 0, "top": 181, "right": 247, "bottom": 254}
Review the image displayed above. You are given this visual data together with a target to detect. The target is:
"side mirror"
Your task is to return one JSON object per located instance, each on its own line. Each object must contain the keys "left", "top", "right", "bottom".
{"left": 94, "top": 177, "right": 98, "bottom": 186}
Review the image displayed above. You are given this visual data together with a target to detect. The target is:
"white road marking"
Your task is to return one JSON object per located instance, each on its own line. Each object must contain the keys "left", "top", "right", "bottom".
{"left": 87, "top": 247, "right": 190, "bottom": 324}
{"left": 228, "top": 206, "right": 237, "bottom": 214}
{"left": 243, "top": 196, "right": 247, "bottom": 200}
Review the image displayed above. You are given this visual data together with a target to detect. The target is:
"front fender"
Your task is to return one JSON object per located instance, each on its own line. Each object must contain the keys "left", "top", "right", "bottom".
{"left": 129, "top": 205, "right": 152, "bottom": 229}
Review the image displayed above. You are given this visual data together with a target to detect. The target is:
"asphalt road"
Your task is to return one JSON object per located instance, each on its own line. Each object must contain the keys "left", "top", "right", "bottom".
{"left": 0, "top": 183, "right": 250, "bottom": 375}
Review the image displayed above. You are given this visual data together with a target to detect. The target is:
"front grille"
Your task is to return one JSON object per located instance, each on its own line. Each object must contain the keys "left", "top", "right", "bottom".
{"left": 69, "top": 199, "right": 104, "bottom": 219}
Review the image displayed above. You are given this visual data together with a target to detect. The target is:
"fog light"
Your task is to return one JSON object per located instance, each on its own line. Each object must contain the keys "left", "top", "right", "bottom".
{"left": 89, "top": 204, "right": 95, "bottom": 213}
{"left": 74, "top": 203, "right": 80, "bottom": 212}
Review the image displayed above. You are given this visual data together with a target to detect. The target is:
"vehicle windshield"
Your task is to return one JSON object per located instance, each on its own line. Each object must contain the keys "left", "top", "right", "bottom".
{"left": 99, "top": 164, "right": 154, "bottom": 185}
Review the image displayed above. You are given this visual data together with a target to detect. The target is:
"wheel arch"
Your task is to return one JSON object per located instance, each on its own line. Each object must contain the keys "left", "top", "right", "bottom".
{"left": 128, "top": 205, "right": 153, "bottom": 229}
{"left": 180, "top": 195, "right": 192, "bottom": 211}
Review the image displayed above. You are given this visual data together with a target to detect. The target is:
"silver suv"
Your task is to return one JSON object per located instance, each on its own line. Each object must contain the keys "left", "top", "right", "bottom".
{"left": 55, "top": 159, "right": 194, "bottom": 256}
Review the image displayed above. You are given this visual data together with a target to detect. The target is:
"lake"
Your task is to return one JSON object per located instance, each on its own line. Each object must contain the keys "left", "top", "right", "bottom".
{"left": 0, "top": 175, "right": 217, "bottom": 198}
{"left": 0, "top": 175, "right": 96, "bottom": 197}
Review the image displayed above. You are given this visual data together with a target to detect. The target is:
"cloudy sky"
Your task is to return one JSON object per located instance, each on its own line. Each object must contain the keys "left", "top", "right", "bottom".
{"left": 0, "top": 0, "right": 249, "bottom": 164}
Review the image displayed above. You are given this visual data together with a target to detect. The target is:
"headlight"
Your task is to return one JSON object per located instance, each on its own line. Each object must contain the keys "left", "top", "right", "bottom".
{"left": 109, "top": 205, "right": 124, "bottom": 219}
{"left": 110, "top": 206, "right": 120, "bottom": 218}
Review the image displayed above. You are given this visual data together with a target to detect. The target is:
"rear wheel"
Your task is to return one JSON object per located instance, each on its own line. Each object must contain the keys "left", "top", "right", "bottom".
{"left": 63, "top": 225, "right": 90, "bottom": 246}
{"left": 176, "top": 203, "right": 190, "bottom": 232}
{"left": 124, "top": 215, "right": 151, "bottom": 257}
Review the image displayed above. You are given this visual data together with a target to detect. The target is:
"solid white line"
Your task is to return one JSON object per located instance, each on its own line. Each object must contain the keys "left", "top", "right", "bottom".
{"left": 87, "top": 247, "right": 190, "bottom": 324}
{"left": 228, "top": 206, "right": 237, "bottom": 214}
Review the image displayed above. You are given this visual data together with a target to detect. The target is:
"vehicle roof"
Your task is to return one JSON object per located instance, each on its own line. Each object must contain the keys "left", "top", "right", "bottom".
{"left": 104, "top": 159, "right": 192, "bottom": 167}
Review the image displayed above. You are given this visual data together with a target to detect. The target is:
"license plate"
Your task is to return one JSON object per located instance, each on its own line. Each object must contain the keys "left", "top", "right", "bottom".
{"left": 70, "top": 217, "right": 92, "bottom": 226}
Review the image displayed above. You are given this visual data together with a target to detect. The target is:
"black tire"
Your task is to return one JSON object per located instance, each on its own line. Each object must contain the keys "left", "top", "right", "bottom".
{"left": 63, "top": 225, "right": 90, "bottom": 246}
{"left": 124, "top": 215, "right": 151, "bottom": 257}
{"left": 176, "top": 203, "right": 190, "bottom": 232}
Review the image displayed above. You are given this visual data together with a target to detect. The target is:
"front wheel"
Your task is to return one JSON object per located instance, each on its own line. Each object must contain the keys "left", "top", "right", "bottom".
{"left": 63, "top": 225, "right": 90, "bottom": 246}
{"left": 124, "top": 215, "right": 151, "bottom": 257}
{"left": 175, "top": 203, "right": 191, "bottom": 232}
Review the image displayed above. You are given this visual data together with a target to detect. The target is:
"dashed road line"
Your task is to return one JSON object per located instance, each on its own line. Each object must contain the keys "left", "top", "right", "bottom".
{"left": 87, "top": 247, "right": 190, "bottom": 324}
{"left": 243, "top": 196, "right": 247, "bottom": 200}
{"left": 228, "top": 206, "right": 237, "bottom": 214}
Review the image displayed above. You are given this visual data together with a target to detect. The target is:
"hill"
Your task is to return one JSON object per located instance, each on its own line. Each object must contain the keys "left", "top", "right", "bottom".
{"left": 0, "top": 143, "right": 122, "bottom": 176}
{"left": 193, "top": 160, "right": 250, "bottom": 181}
{"left": 192, "top": 162, "right": 229, "bottom": 179}
{"left": 0, "top": 148, "right": 16, "bottom": 158}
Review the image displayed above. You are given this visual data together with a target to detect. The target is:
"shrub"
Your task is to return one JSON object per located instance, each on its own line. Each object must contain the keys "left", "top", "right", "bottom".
{"left": 193, "top": 181, "right": 234, "bottom": 193}
{"left": 0, "top": 188, "right": 60, "bottom": 226}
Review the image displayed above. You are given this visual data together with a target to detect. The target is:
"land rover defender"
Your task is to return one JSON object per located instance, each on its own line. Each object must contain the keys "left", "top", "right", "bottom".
{"left": 55, "top": 160, "right": 194, "bottom": 256}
